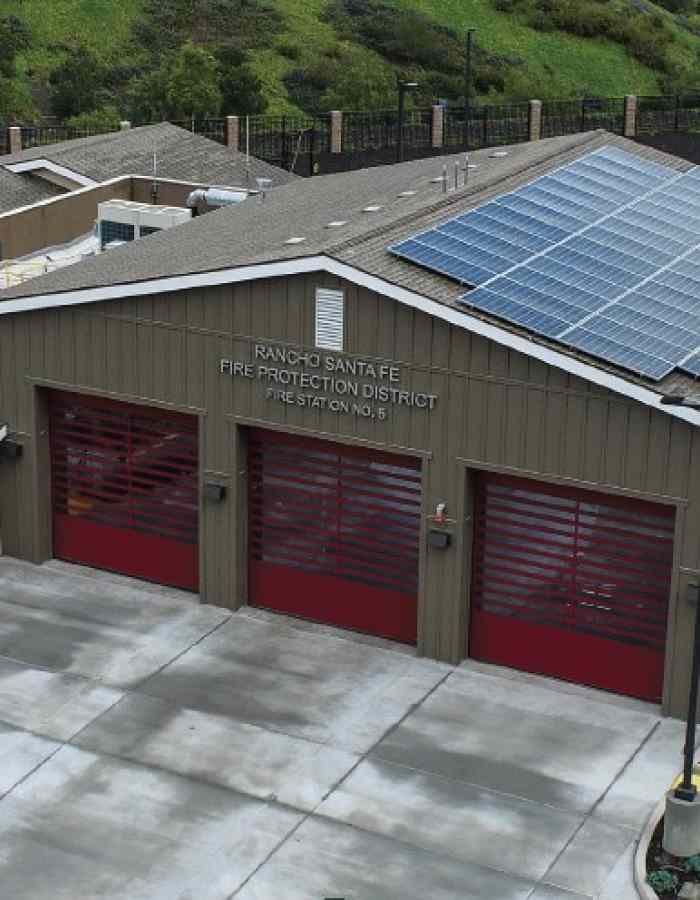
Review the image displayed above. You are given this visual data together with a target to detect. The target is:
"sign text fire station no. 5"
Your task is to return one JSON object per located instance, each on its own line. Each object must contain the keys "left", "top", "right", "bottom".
{"left": 220, "top": 343, "right": 438, "bottom": 420}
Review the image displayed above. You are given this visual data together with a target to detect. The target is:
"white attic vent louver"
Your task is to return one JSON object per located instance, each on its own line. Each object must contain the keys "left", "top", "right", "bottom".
{"left": 315, "top": 288, "right": 344, "bottom": 351}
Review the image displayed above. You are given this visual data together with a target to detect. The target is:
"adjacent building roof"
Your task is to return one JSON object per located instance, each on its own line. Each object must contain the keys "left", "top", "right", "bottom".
{"left": 1, "top": 129, "right": 699, "bottom": 419}
{"left": 0, "top": 122, "right": 296, "bottom": 191}
{"left": 0, "top": 168, "right": 63, "bottom": 216}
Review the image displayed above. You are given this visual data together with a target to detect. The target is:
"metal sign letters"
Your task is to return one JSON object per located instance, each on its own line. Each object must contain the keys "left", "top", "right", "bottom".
{"left": 220, "top": 343, "right": 438, "bottom": 420}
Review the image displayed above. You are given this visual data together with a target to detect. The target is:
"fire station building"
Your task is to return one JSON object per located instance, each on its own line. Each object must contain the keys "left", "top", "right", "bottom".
{"left": 1, "top": 130, "right": 699, "bottom": 717}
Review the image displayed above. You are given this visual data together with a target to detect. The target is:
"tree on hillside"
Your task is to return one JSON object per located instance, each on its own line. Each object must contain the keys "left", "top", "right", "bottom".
{"left": 165, "top": 42, "right": 222, "bottom": 119}
{"left": 48, "top": 46, "right": 109, "bottom": 119}
{"left": 0, "top": 15, "right": 33, "bottom": 120}
{"left": 216, "top": 46, "right": 267, "bottom": 115}
{"left": 319, "top": 46, "right": 396, "bottom": 110}
{"left": 0, "top": 16, "right": 31, "bottom": 79}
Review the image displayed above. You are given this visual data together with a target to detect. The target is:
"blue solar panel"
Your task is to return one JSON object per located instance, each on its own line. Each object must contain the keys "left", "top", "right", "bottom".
{"left": 388, "top": 148, "right": 700, "bottom": 380}
{"left": 624, "top": 291, "right": 700, "bottom": 330}
{"left": 583, "top": 226, "right": 673, "bottom": 268}
{"left": 494, "top": 194, "right": 583, "bottom": 233}
{"left": 527, "top": 255, "right": 627, "bottom": 298}
{"left": 561, "top": 327, "right": 675, "bottom": 380}
{"left": 682, "top": 353, "right": 700, "bottom": 377}
{"left": 460, "top": 289, "right": 568, "bottom": 338}
{"left": 602, "top": 304, "right": 699, "bottom": 350}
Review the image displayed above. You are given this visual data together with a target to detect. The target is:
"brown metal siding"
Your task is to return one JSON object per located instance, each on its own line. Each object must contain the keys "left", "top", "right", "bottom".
{"left": 0, "top": 180, "right": 133, "bottom": 260}
{"left": 0, "top": 272, "right": 697, "bottom": 714}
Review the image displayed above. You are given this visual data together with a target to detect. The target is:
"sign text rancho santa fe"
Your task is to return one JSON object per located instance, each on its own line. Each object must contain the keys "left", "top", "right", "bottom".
{"left": 220, "top": 343, "right": 439, "bottom": 420}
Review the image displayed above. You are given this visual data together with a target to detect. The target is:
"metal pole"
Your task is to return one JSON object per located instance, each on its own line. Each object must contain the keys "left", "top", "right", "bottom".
{"left": 465, "top": 29, "right": 475, "bottom": 149}
{"left": 397, "top": 82, "right": 405, "bottom": 163}
{"left": 676, "top": 585, "right": 700, "bottom": 801}
{"left": 282, "top": 116, "right": 288, "bottom": 170}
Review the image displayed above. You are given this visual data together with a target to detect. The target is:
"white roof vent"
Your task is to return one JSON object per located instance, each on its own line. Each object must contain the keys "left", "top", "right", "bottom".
{"left": 398, "top": 190, "right": 417, "bottom": 197}
{"left": 489, "top": 150, "right": 508, "bottom": 158}
{"left": 315, "top": 288, "right": 344, "bottom": 351}
{"left": 362, "top": 205, "right": 383, "bottom": 213}
{"left": 325, "top": 220, "right": 348, "bottom": 228}
{"left": 284, "top": 236, "right": 306, "bottom": 245}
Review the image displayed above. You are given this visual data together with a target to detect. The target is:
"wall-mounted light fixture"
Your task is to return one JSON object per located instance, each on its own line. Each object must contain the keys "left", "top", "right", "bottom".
{"left": 0, "top": 423, "right": 22, "bottom": 460}
{"left": 203, "top": 482, "right": 226, "bottom": 503}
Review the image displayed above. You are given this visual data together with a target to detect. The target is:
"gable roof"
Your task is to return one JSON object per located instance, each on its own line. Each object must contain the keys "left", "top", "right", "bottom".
{"left": 1, "top": 129, "right": 699, "bottom": 425}
{"left": 0, "top": 131, "right": 618, "bottom": 296}
{"left": 0, "top": 168, "right": 63, "bottom": 216}
{"left": 0, "top": 122, "right": 296, "bottom": 189}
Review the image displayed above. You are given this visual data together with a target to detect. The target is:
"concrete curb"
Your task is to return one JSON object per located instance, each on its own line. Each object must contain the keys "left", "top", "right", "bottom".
{"left": 633, "top": 794, "right": 667, "bottom": 900}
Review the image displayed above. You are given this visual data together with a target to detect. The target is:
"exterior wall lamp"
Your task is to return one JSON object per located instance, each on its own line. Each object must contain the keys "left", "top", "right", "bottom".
{"left": 0, "top": 423, "right": 22, "bottom": 460}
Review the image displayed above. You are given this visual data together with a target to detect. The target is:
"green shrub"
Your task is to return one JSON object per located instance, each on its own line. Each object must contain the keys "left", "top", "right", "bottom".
{"left": 65, "top": 105, "right": 121, "bottom": 131}
{"left": 686, "top": 853, "right": 700, "bottom": 873}
{"left": 647, "top": 869, "right": 679, "bottom": 894}
{"left": 276, "top": 39, "right": 302, "bottom": 61}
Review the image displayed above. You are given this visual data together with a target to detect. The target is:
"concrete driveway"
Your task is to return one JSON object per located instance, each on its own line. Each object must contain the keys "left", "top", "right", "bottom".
{"left": 0, "top": 556, "right": 688, "bottom": 899}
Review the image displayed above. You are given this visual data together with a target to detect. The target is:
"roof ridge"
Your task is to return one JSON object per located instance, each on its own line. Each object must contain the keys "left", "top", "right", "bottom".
{"left": 325, "top": 130, "right": 607, "bottom": 256}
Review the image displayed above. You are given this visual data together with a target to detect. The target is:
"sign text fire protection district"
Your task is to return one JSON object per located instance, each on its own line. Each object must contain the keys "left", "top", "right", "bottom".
{"left": 220, "top": 343, "right": 438, "bottom": 421}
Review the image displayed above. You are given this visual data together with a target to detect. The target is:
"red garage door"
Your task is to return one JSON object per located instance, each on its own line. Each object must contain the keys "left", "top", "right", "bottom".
{"left": 248, "top": 429, "right": 421, "bottom": 643}
{"left": 50, "top": 391, "right": 199, "bottom": 591}
{"left": 469, "top": 474, "right": 675, "bottom": 702}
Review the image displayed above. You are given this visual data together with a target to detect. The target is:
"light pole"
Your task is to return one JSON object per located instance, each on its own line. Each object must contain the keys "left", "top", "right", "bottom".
{"left": 676, "top": 584, "right": 700, "bottom": 802}
{"left": 465, "top": 28, "right": 476, "bottom": 149}
{"left": 662, "top": 580, "right": 700, "bottom": 858}
{"left": 397, "top": 79, "right": 418, "bottom": 163}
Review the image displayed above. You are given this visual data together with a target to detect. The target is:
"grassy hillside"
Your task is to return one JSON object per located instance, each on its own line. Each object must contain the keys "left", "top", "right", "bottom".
{"left": 0, "top": 0, "right": 141, "bottom": 75}
{"left": 3, "top": 0, "right": 700, "bottom": 118}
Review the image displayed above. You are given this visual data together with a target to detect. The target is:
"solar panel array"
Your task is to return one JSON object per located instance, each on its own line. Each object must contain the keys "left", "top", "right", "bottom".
{"left": 389, "top": 147, "right": 700, "bottom": 382}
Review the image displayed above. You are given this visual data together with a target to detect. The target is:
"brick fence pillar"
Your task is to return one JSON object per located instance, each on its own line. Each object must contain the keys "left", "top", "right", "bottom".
{"left": 432, "top": 104, "right": 445, "bottom": 148}
{"left": 8, "top": 126, "right": 21, "bottom": 154}
{"left": 330, "top": 110, "right": 342, "bottom": 153}
{"left": 226, "top": 115, "right": 240, "bottom": 151}
{"left": 624, "top": 95, "right": 637, "bottom": 138}
{"left": 528, "top": 99, "right": 543, "bottom": 142}
{"left": 119, "top": 120, "right": 131, "bottom": 131}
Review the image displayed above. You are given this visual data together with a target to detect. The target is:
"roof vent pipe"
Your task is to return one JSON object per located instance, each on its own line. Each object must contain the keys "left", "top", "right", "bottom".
{"left": 186, "top": 188, "right": 248, "bottom": 210}
{"left": 442, "top": 165, "right": 448, "bottom": 194}
{"left": 255, "top": 177, "right": 272, "bottom": 201}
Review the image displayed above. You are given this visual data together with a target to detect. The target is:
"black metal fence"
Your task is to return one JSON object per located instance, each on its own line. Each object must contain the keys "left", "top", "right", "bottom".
{"left": 18, "top": 124, "right": 115, "bottom": 151}
{"left": 541, "top": 97, "right": 625, "bottom": 138}
{"left": 4, "top": 93, "right": 700, "bottom": 176}
{"left": 170, "top": 117, "right": 227, "bottom": 144}
{"left": 637, "top": 94, "right": 700, "bottom": 135}
{"left": 240, "top": 114, "right": 331, "bottom": 176}
{"left": 444, "top": 103, "right": 530, "bottom": 149}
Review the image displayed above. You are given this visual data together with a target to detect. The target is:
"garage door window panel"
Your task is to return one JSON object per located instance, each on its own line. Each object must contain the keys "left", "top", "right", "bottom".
{"left": 50, "top": 391, "right": 199, "bottom": 590}
{"left": 249, "top": 429, "right": 421, "bottom": 642}
{"left": 470, "top": 473, "right": 674, "bottom": 701}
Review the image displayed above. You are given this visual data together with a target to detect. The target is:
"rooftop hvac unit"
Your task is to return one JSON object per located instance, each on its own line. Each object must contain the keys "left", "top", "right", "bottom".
{"left": 97, "top": 200, "right": 192, "bottom": 250}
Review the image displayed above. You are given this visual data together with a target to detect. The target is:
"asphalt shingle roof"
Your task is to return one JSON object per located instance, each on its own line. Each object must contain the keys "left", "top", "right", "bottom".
{"left": 0, "top": 122, "right": 296, "bottom": 189}
{"left": 1, "top": 129, "right": 697, "bottom": 396}
{"left": 1, "top": 129, "right": 688, "bottom": 298}
{"left": 0, "top": 168, "right": 63, "bottom": 215}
